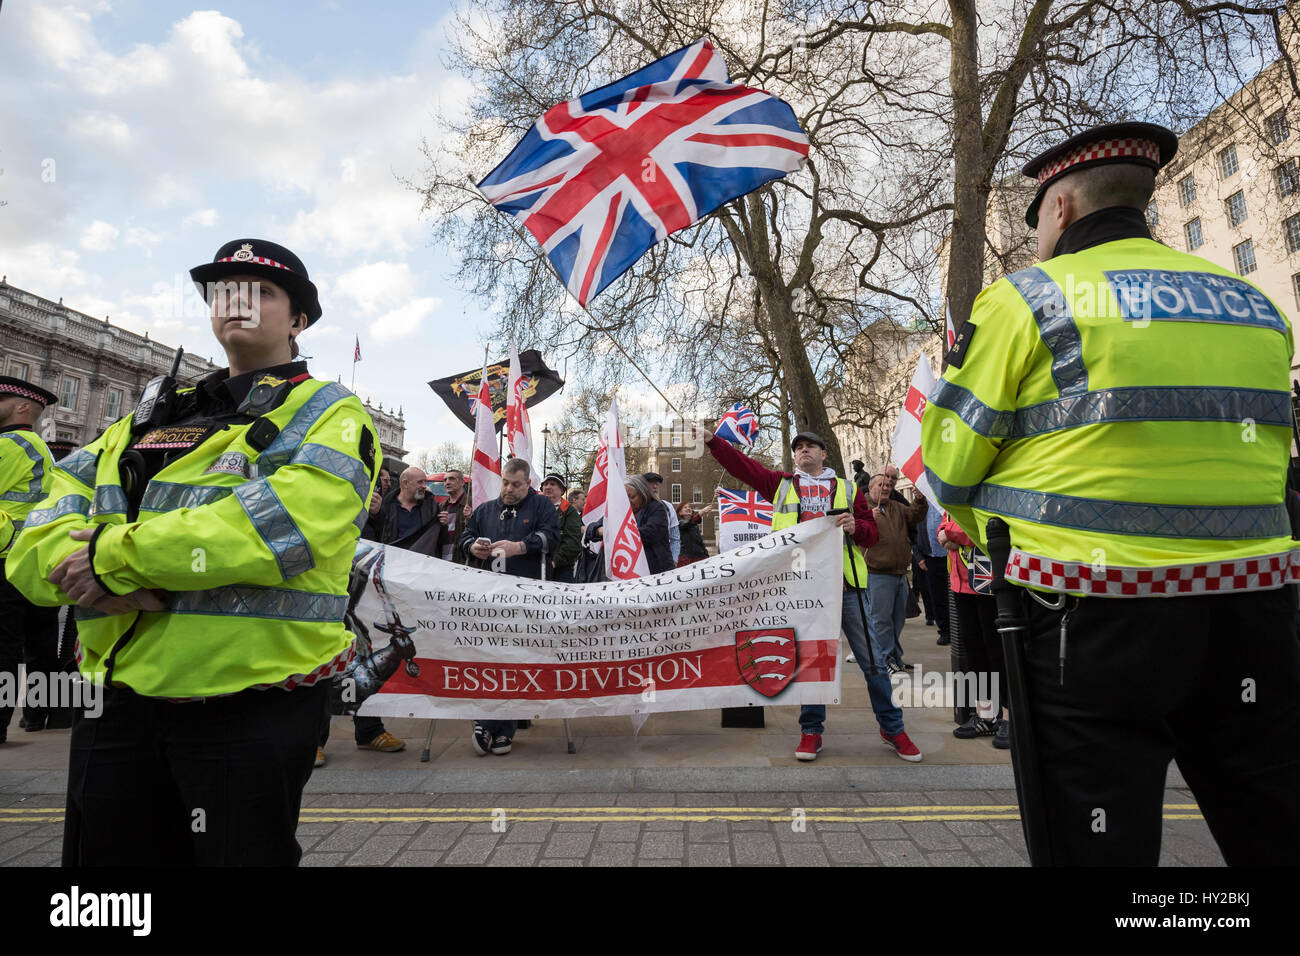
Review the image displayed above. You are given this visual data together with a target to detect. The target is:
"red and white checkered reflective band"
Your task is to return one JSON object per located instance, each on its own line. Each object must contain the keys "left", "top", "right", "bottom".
{"left": 0, "top": 385, "right": 49, "bottom": 403}
{"left": 214, "top": 254, "right": 296, "bottom": 274}
{"left": 1007, "top": 548, "right": 1300, "bottom": 597}
{"left": 1036, "top": 138, "right": 1161, "bottom": 185}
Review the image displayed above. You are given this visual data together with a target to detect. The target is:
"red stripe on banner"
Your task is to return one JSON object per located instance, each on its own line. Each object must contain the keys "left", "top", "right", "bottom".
{"left": 376, "top": 639, "right": 838, "bottom": 700}
{"left": 901, "top": 445, "right": 924, "bottom": 484}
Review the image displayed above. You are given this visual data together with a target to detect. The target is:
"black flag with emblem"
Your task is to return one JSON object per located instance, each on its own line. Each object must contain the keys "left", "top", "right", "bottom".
{"left": 429, "top": 349, "right": 564, "bottom": 433}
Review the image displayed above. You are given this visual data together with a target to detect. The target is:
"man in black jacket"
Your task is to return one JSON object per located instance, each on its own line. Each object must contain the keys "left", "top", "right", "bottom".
{"left": 541, "top": 472, "right": 582, "bottom": 581}
{"left": 375, "top": 466, "right": 442, "bottom": 552}
{"left": 461, "top": 459, "right": 560, "bottom": 754}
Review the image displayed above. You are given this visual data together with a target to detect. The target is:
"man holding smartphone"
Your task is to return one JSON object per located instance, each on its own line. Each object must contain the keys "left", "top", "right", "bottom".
{"left": 460, "top": 458, "right": 559, "bottom": 755}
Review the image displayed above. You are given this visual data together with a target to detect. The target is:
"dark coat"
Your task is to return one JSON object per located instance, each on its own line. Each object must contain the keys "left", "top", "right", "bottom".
{"left": 460, "top": 488, "right": 560, "bottom": 579}
{"left": 551, "top": 498, "right": 584, "bottom": 577}
{"left": 585, "top": 501, "right": 673, "bottom": 576}
{"left": 678, "top": 514, "right": 709, "bottom": 562}
{"left": 377, "top": 492, "right": 443, "bottom": 553}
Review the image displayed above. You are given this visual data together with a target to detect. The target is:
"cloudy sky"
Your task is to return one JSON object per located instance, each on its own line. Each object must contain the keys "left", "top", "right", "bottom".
{"left": 0, "top": 0, "right": 626, "bottom": 462}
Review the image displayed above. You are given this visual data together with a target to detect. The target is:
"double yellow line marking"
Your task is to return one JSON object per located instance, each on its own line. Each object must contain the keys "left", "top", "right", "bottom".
{"left": 0, "top": 804, "right": 1207, "bottom": 825}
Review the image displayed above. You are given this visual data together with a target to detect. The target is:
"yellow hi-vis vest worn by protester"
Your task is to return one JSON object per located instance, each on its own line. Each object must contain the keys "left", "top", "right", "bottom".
{"left": 0, "top": 427, "right": 54, "bottom": 558}
{"left": 6, "top": 378, "right": 380, "bottom": 697}
{"left": 770, "top": 476, "right": 871, "bottom": 586}
{"left": 920, "top": 236, "right": 1296, "bottom": 597}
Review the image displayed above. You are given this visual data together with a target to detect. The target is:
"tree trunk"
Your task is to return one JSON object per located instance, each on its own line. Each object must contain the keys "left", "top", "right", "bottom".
{"left": 779, "top": 377, "right": 792, "bottom": 473}
{"left": 745, "top": 192, "right": 846, "bottom": 474}
{"left": 944, "top": 0, "right": 989, "bottom": 371}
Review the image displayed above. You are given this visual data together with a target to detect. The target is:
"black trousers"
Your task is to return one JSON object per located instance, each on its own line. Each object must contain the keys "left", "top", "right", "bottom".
{"left": 954, "top": 591, "right": 1005, "bottom": 715}
{"left": 923, "top": 557, "right": 951, "bottom": 640}
{"left": 1018, "top": 586, "right": 1300, "bottom": 866}
{"left": 63, "top": 682, "right": 325, "bottom": 866}
{"left": 0, "top": 570, "right": 60, "bottom": 732}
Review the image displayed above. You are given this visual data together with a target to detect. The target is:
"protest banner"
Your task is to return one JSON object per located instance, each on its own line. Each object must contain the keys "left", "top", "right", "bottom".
{"left": 347, "top": 519, "right": 844, "bottom": 720}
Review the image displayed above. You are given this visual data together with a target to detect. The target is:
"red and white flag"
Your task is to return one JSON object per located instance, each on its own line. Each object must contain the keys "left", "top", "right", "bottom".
{"left": 945, "top": 298, "right": 957, "bottom": 350}
{"left": 599, "top": 400, "right": 649, "bottom": 580}
{"left": 891, "top": 354, "right": 940, "bottom": 513}
{"left": 581, "top": 395, "right": 623, "bottom": 534}
{"left": 506, "top": 345, "right": 540, "bottom": 487}
{"left": 471, "top": 362, "right": 501, "bottom": 510}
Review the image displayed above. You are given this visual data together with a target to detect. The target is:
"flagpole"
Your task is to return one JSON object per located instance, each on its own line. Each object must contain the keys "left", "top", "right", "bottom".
{"left": 466, "top": 177, "right": 686, "bottom": 422}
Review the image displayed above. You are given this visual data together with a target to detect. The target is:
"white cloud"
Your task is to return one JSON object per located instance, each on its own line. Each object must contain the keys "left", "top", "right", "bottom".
{"left": 67, "top": 111, "right": 130, "bottom": 145}
{"left": 370, "top": 297, "right": 440, "bottom": 342}
{"left": 123, "top": 225, "right": 162, "bottom": 257}
{"left": 79, "top": 220, "right": 119, "bottom": 251}
{"left": 1, "top": 242, "right": 88, "bottom": 294}
{"left": 183, "top": 208, "right": 218, "bottom": 228}
{"left": 333, "top": 261, "right": 416, "bottom": 315}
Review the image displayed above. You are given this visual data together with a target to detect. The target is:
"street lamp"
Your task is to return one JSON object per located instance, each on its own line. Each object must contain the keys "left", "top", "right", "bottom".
{"left": 542, "top": 424, "right": 550, "bottom": 474}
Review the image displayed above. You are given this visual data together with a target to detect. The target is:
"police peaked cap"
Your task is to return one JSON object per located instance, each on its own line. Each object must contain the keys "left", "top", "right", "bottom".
{"left": 1022, "top": 122, "right": 1178, "bottom": 227}
{"left": 0, "top": 376, "right": 57, "bottom": 407}
{"left": 190, "top": 238, "right": 322, "bottom": 324}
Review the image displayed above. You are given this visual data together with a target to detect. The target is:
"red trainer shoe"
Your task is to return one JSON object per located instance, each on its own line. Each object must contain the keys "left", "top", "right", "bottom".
{"left": 880, "top": 728, "right": 923, "bottom": 762}
{"left": 795, "top": 733, "right": 823, "bottom": 761}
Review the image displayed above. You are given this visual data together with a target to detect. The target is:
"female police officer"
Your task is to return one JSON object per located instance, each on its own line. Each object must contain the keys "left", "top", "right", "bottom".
{"left": 8, "top": 239, "right": 380, "bottom": 865}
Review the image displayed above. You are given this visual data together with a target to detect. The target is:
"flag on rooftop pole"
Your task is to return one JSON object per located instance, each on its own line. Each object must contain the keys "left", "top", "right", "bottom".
{"left": 476, "top": 38, "right": 810, "bottom": 307}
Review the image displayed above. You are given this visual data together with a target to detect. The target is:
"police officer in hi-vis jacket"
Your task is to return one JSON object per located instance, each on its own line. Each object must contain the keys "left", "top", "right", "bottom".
{"left": 8, "top": 239, "right": 381, "bottom": 866}
{"left": 922, "top": 123, "right": 1300, "bottom": 866}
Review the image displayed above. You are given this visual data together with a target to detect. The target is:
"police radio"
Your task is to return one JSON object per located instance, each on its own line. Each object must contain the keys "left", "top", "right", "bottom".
{"left": 131, "top": 347, "right": 184, "bottom": 437}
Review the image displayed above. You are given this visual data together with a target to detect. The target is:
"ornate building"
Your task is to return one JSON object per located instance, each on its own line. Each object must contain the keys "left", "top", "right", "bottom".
{"left": 0, "top": 279, "right": 406, "bottom": 457}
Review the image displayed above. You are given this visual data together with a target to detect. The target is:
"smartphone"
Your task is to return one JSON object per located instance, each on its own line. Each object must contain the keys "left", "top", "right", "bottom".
{"left": 475, "top": 537, "right": 491, "bottom": 548}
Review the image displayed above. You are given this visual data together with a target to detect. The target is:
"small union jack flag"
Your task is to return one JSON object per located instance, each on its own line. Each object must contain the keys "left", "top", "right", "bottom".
{"left": 354, "top": 335, "right": 362, "bottom": 363}
{"left": 717, "top": 487, "right": 773, "bottom": 524}
{"left": 715, "top": 402, "right": 759, "bottom": 448}
{"left": 477, "top": 39, "right": 809, "bottom": 306}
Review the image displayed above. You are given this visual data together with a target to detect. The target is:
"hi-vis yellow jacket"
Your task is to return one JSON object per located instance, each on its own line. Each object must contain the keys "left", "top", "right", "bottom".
{"left": 0, "top": 427, "right": 54, "bottom": 558}
{"left": 920, "top": 236, "right": 1296, "bottom": 597}
{"left": 6, "top": 378, "right": 379, "bottom": 696}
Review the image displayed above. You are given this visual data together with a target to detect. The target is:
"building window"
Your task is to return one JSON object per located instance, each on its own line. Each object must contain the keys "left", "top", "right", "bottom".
{"left": 1233, "top": 239, "right": 1257, "bottom": 275}
{"left": 692, "top": 488, "right": 703, "bottom": 503}
{"left": 1178, "top": 174, "right": 1196, "bottom": 207}
{"left": 670, "top": 432, "right": 683, "bottom": 447}
{"left": 57, "top": 430, "right": 75, "bottom": 442}
{"left": 105, "top": 388, "right": 123, "bottom": 421}
{"left": 670, "top": 483, "right": 682, "bottom": 504}
{"left": 1225, "top": 190, "right": 1248, "bottom": 227}
{"left": 1146, "top": 203, "right": 1159, "bottom": 226}
{"left": 1277, "top": 159, "right": 1300, "bottom": 197}
{"left": 59, "top": 376, "right": 80, "bottom": 411}
{"left": 671, "top": 457, "right": 682, "bottom": 472}
{"left": 1219, "top": 145, "right": 1239, "bottom": 179}
{"left": 8, "top": 361, "right": 29, "bottom": 380}
{"left": 1184, "top": 218, "right": 1204, "bottom": 251}
{"left": 1287, "top": 214, "right": 1300, "bottom": 254}
{"left": 1293, "top": 273, "right": 1300, "bottom": 311}
{"left": 1267, "top": 109, "right": 1290, "bottom": 145}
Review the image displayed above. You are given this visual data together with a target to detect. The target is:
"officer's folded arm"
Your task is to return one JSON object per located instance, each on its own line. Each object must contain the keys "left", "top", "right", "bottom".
{"left": 88, "top": 406, "right": 371, "bottom": 595}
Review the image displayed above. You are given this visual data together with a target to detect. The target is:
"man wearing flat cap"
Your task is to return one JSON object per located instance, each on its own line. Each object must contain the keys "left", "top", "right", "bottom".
{"left": 0, "top": 376, "right": 60, "bottom": 741}
{"left": 923, "top": 122, "right": 1300, "bottom": 865}
{"left": 7, "top": 238, "right": 382, "bottom": 865}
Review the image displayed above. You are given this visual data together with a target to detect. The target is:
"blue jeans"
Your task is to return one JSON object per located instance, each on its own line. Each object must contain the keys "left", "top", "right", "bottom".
{"left": 866, "top": 571, "right": 909, "bottom": 662}
{"left": 799, "top": 588, "right": 905, "bottom": 737}
{"left": 477, "top": 719, "right": 517, "bottom": 740}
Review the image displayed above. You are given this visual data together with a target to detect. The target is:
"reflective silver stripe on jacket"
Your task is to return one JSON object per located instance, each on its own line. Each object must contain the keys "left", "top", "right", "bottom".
{"left": 168, "top": 584, "right": 347, "bottom": 622}
{"left": 90, "top": 484, "right": 128, "bottom": 517}
{"left": 23, "top": 494, "right": 90, "bottom": 528}
{"left": 234, "top": 481, "right": 314, "bottom": 578}
{"left": 773, "top": 478, "right": 797, "bottom": 515}
{"left": 139, "top": 482, "right": 233, "bottom": 513}
{"left": 293, "top": 442, "right": 370, "bottom": 502}
{"left": 1, "top": 432, "right": 45, "bottom": 501}
{"left": 55, "top": 448, "right": 97, "bottom": 487}
{"left": 929, "top": 380, "right": 1291, "bottom": 440}
{"left": 975, "top": 483, "right": 1289, "bottom": 540}
{"left": 1007, "top": 266, "right": 1089, "bottom": 397}
{"left": 257, "top": 382, "right": 352, "bottom": 474}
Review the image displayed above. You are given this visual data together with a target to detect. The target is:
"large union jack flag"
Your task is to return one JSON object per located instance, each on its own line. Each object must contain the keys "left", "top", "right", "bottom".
{"left": 717, "top": 487, "right": 773, "bottom": 524}
{"left": 477, "top": 39, "right": 810, "bottom": 306}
